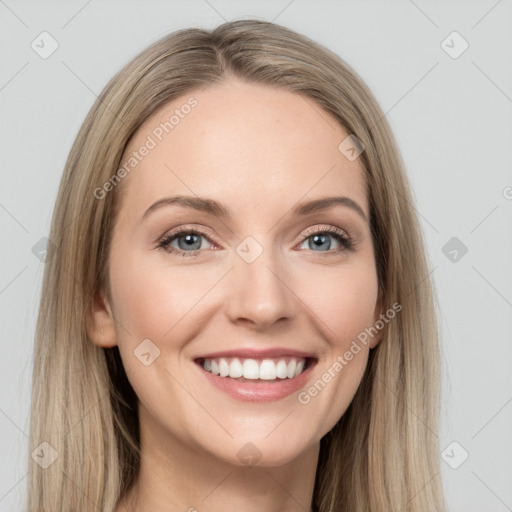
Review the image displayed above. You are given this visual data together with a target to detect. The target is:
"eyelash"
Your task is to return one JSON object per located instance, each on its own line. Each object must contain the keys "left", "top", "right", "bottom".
{"left": 157, "top": 225, "right": 354, "bottom": 258}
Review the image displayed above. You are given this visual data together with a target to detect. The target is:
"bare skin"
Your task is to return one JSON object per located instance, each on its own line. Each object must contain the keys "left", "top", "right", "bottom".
{"left": 87, "top": 80, "right": 382, "bottom": 512}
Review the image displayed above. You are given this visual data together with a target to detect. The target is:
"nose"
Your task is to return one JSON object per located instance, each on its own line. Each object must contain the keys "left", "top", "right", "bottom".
{"left": 224, "top": 242, "right": 297, "bottom": 329}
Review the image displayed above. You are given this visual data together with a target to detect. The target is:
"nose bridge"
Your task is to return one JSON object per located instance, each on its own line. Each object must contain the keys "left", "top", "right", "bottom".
{"left": 225, "top": 235, "right": 295, "bottom": 326}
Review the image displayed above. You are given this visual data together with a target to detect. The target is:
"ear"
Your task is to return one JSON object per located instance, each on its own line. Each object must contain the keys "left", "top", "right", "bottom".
{"left": 86, "top": 287, "right": 118, "bottom": 348}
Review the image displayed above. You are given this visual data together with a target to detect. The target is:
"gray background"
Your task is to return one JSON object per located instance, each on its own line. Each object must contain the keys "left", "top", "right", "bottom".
{"left": 1, "top": 1, "right": 511, "bottom": 510}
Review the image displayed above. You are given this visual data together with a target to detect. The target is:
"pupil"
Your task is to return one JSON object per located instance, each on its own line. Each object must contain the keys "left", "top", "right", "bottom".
{"left": 180, "top": 234, "right": 200, "bottom": 250}
{"left": 311, "top": 234, "right": 330, "bottom": 251}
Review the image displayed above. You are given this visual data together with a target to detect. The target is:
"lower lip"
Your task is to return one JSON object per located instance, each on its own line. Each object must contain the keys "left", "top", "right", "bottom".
{"left": 196, "top": 360, "right": 316, "bottom": 402}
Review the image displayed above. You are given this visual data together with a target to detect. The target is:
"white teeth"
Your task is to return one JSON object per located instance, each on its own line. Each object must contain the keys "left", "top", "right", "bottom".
{"left": 276, "top": 359, "right": 288, "bottom": 379}
{"left": 210, "top": 360, "right": 220, "bottom": 375}
{"left": 242, "top": 359, "right": 260, "bottom": 379}
{"left": 287, "top": 359, "right": 297, "bottom": 379}
{"left": 201, "top": 357, "right": 309, "bottom": 380}
{"left": 229, "top": 358, "right": 243, "bottom": 378}
{"left": 259, "top": 360, "right": 276, "bottom": 380}
{"left": 295, "top": 360, "right": 304, "bottom": 377}
{"left": 219, "top": 358, "right": 229, "bottom": 377}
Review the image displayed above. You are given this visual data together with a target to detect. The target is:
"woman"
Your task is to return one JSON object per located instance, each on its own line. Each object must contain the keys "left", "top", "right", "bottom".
{"left": 28, "top": 19, "right": 445, "bottom": 512}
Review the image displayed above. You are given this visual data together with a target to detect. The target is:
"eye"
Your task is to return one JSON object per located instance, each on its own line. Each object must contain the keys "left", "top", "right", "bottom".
{"left": 158, "top": 228, "right": 215, "bottom": 257}
{"left": 157, "top": 225, "right": 354, "bottom": 257}
{"left": 298, "top": 226, "right": 354, "bottom": 253}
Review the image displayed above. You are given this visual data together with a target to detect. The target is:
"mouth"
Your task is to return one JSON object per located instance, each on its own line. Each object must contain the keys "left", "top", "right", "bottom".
{"left": 194, "top": 356, "right": 317, "bottom": 383}
{"left": 193, "top": 348, "right": 318, "bottom": 401}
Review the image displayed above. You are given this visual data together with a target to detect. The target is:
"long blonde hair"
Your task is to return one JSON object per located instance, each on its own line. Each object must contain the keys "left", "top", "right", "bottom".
{"left": 28, "top": 19, "right": 445, "bottom": 511}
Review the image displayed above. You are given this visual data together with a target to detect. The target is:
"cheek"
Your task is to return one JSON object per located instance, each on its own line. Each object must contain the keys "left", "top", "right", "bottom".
{"left": 333, "top": 283, "right": 378, "bottom": 346}
{"left": 108, "top": 249, "right": 224, "bottom": 340}
{"left": 295, "top": 259, "right": 379, "bottom": 344}
{"left": 107, "top": 250, "right": 201, "bottom": 419}
{"left": 292, "top": 261, "right": 378, "bottom": 416}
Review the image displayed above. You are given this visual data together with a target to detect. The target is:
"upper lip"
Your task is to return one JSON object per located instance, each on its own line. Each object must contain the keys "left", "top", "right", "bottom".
{"left": 195, "top": 347, "right": 317, "bottom": 360}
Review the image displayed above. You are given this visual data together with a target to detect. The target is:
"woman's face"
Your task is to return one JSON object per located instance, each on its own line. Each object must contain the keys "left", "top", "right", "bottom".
{"left": 94, "top": 80, "right": 381, "bottom": 467}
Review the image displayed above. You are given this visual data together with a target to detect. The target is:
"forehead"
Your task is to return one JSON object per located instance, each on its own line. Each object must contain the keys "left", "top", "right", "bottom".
{"left": 118, "top": 80, "right": 367, "bottom": 220}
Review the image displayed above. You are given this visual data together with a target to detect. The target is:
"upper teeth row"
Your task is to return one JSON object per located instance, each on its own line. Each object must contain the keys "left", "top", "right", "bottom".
{"left": 203, "top": 357, "right": 306, "bottom": 380}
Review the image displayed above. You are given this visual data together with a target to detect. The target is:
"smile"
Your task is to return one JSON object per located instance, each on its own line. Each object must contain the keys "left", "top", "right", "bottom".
{"left": 198, "top": 356, "right": 311, "bottom": 381}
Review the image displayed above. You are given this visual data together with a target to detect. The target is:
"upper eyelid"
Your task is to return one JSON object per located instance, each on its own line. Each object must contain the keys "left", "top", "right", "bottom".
{"left": 160, "top": 226, "right": 217, "bottom": 244}
{"left": 160, "top": 224, "right": 351, "bottom": 249}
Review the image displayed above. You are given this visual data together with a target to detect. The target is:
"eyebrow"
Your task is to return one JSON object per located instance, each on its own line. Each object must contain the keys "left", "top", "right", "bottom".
{"left": 140, "top": 194, "right": 368, "bottom": 223}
